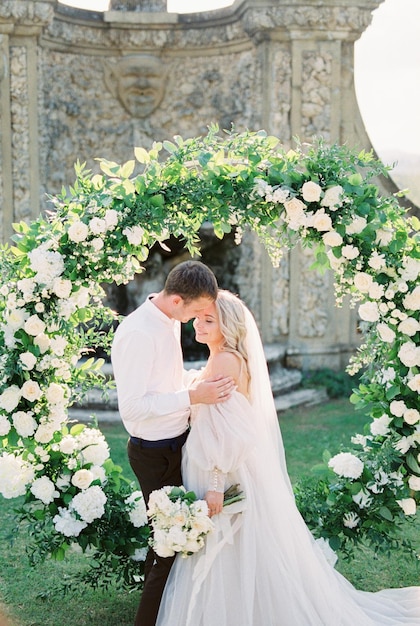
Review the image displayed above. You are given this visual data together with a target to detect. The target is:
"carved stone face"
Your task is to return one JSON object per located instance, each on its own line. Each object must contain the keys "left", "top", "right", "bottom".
{"left": 104, "top": 54, "right": 166, "bottom": 118}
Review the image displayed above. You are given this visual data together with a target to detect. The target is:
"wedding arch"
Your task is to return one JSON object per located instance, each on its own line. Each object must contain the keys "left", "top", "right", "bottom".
{"left": 0, "top": 127, "right": 419, "bottom": 587}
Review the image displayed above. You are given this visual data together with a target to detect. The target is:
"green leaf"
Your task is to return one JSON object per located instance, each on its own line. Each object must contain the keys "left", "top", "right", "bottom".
{"left": 406, "top": 453, "right": 420, "bottom": 476}
{"left": 378, "top": 506, "right": 393, "bottom": 521}
{"left": 134, "top": 147, "right": 150, "bottom": 164}
{"left": 120, "top": 160, "right": 135, "bottom": 178}
{"left": 70, "top": 423, "right": 85, "bottom": 436}
{"left": 348, "top": 173, "right": 363, "bottom": 186}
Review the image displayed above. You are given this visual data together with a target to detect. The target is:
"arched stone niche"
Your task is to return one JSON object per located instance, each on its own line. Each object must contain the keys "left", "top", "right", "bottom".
{"left": 0, "top": 0, "right": 388, "bottom": 367}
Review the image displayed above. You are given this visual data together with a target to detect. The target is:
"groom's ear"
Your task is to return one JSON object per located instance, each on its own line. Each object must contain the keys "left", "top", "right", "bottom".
{"left": 171, "top": 295, "right": 183, "bottom": 307}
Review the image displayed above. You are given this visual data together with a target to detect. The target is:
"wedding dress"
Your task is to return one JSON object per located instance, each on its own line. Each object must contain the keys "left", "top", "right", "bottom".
{"left": 156, "top": 304, "right": 420, "bottom": 626}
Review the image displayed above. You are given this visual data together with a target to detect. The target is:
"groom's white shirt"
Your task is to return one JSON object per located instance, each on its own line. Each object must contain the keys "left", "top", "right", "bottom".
{"left": 111, "top": 295, "right": 191, "bottom": 440}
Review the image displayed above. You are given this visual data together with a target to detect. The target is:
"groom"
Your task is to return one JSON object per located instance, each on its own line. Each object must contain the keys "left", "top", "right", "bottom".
{"left": 111, "top": 260, "right": 234, "bottom": 626}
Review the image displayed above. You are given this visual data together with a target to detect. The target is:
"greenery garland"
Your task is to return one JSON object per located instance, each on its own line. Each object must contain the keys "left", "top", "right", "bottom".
{"left": 0, "top": 126, "right": 419, "bottom": 587}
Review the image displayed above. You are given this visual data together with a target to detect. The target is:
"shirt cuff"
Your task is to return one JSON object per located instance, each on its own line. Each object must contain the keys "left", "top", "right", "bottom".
{"left": 175, "top": 388, "right": 191, "bottom": 410}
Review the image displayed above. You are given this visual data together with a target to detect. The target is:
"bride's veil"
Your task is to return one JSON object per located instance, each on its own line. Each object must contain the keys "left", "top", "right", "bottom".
{"left": 242, "top": 301, "right": 294, "bottom": 497}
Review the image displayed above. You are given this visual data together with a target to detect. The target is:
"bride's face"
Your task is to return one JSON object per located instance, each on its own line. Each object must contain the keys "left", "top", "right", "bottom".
{"left": 193, "top": 302, "right": 224, "bottom": 349}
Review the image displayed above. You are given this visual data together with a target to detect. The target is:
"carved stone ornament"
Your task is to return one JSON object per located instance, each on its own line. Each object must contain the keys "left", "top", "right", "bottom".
{"left": 103, "top": 54, "right": 166, "bottom": 118}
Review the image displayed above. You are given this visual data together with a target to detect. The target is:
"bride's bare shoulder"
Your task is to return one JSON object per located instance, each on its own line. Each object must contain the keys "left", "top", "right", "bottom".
{"left": 209, "top": 351, "right": 241, "bottom": 381}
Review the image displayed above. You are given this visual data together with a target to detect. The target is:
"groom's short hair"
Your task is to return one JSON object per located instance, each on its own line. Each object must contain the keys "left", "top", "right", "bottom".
{"left": 164, "top": 261, "right": 218, "bottom": 303}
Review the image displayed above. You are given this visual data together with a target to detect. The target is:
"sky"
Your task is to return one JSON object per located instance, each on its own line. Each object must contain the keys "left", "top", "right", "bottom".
{"left": 57, "top": 0, "right": 420, "bottom": 162}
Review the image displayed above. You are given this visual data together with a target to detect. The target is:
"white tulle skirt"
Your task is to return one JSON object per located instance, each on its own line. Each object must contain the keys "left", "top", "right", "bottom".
{"left": 156, "top": 439, "right": 420, "bottom": 626}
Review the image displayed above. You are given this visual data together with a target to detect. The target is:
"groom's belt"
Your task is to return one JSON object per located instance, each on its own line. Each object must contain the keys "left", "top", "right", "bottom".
{"left": 130, "top": 429, "right": 189, "bottom": 451}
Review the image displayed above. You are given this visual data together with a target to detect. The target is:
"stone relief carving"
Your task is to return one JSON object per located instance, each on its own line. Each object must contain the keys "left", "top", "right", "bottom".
{"left": 103, "top": 54, "right": 166, "bottom": 118}
{"left": 301, "top": 51, "right": 332, "bottom": 141}
{"left": 298, "top": 246, "right": 330, "bottom": 338}
{"left": 10, "top": 46, "right": 31, "bottom": 221}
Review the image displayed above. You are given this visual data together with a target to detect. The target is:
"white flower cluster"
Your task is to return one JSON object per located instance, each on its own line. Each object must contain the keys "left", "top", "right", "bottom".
{"left": 125, "top": 490, "right": 148, "bottom": 528}
{"left": 148, "top": 486, "right": 214, "bottom": 558}
{"left": 328, "top": 452, "right": 364, "bottom": 480}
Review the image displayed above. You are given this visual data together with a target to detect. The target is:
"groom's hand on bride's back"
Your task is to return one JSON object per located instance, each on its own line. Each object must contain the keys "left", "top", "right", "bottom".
{"left": 189, "top": 375, "right": 235, "bottom": 405}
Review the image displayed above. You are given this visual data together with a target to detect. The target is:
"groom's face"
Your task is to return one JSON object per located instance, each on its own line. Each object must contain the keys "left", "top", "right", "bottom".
{"left": 172, "top": 296, "right": 214, "bottom": 323}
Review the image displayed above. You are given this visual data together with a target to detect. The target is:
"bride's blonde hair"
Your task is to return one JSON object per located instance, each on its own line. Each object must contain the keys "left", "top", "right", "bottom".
{"left": 215, "top": 290, "right": 250, "bottom": 393}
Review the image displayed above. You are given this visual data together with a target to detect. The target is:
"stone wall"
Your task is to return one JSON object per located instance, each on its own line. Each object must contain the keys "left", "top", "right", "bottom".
{"left": 0, "top": 0, "right": 385, "bottom": 369}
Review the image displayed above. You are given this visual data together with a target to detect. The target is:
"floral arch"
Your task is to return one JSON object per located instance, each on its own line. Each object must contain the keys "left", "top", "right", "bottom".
{"left": 0, "top": 127, "right": 419, "bottom": 586}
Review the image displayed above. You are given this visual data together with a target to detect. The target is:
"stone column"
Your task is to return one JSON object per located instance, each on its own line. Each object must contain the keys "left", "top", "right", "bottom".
{"left": 0, "top": 0, "right": 54, "bottom": 241}
{"left": 244, "top": 0, "right": 382, "bottom": 362}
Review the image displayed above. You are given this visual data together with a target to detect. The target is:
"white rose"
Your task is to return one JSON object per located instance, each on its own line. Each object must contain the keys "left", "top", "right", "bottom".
{"left": 403, "top": 286, "right": 420, "bottom": 311}
{"left": 321, "top": 185, "right": 343, "bottom": 209}
{"left": 353, "top": 272, "right": 373, "bottom": 293}
{"left": 389, "top": 400, "right": 407, "bottom": 417}
{"left": 45, "top": 382, "right": 66, "bottom": 405}
{"left": 398, "top": 341, "right": 420, "bottom": 368}
{"left": 397, "top": 498, "right": 416, "bottom": 515}
{"left": 68, "top": 221, "right": 89, "bottom": 243}
{"left": 78, "top": 442, "right": 109, "bottom": 466}
{"left": 358, "top": 301, "right": 380, "bottom": 322}
{"left": 0, "top": 416, "right": 11, "bottom": 436}
{"left": 398, "top": 317, "right": 420, "bottom": 337}
{"left": 345, "top": 216, "right": 367, "bottom": 235}
{"left": 400, "top": 257, "right": 420, "bottom": 282}
{"left": 283, "top": 198, "right": 307, "bottom": 230}
{"left": 301, "top": 181, "right": 322, "bottom": 202}
{"left": 59, "top": 435, "right": 77, "bottom": 455}
{"left": 0, "top": 453, "right": 35, "bottom": 498}
{"left": 71, "top": 286, "right": 90, "bottom": 309}
{"left": 52, "top": 278, "right": 72, "bottom": 299}
{"left": 34, "top": 333, "right": 50, "bottom": 354}
{"left": 312, "top": 209, "right": 332, "bottom": 232}
{"left": 21, "top": 380, "right": 42, "bottom": 402}
{"left": 368, "top": 252, "right": 386, "bottom": 271}
{"left": 19, "top": 351, "right": 37, "bottom": 371}
{"left": 71, "top": 469, "right": 94, "bottom": 490}
{"left": 341, "top": 245, "right": 359, "bottom": 260}
{"left": 376, "top": 323, "right": 396, "bottom": 344}
{"left": 30, "top": 476, "right": 58, "bottom": 505}
{"left": 123, "top": 225, "right": 145, "bottom": 246}
{"left": 104, "top": 209, "right": 119, "bottom": 228}
{"left": 328, "top": 452, "right": 364, "bottom": 479}
{"left": 370, "top": 414, "right": 392, "bottom": 437}
{"left": 89, "top": 217, "right": 107, "bottom": 235}
{"left": 408, "top": 475, "right": 420, "bottom": 491}
{"left": 50, "top": 336, "right": 68, "bottom": 356}
{"left": 13, "top": 411, "right": 37, "bottom": 437}
{"left": 0, "top": 386, "right": 21, "bottom": 412}
{"left": 91, "top": 237, "right": 104, "bottom": 252}
{"left": 5, "top": 308, "right": 28, "bottom": 330}
{"left": 322, "top": 231, "right": 343, "bottom": 247}
{"left": 326, "top": 250, "right": 344, "bottom": 271}
{"left": 270, "top": 187, "right": 290, "bottom": 203}
{"left": 407, "top": 374, "right": 420, "bottom": 393}
{"left": 24, "top": 314, "right": 46, "bottom": 337}
{"left": 375, "top": 228, "right": 394, "bottom": 246}
{"left": 403, "top": 408, "right": 420, "bottom": 426}
{"left": 368, "top": 282, "right": 385, "bottom": 300}
{"left": 35, "top": 423, "right": 56, "bottom": 444}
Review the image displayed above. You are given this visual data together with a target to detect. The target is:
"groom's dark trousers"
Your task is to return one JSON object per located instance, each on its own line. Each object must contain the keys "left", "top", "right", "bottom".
{"left": 127, "top": 431, "right": 188, "bottom": 626}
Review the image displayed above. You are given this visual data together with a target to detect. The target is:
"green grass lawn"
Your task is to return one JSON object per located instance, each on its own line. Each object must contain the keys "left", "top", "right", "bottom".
{"left": 0, "top": 399, "right": 419, "bottom": 625}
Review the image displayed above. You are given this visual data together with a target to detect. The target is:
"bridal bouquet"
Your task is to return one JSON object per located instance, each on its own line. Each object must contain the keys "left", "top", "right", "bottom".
{"left": 147, "top": 486, "right": 215, "bottom": 558}
{"left": 148, "top": 484, "right": 245, "bottom": 558}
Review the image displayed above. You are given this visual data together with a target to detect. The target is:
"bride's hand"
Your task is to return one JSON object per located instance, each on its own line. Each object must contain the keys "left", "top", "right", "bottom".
{"left": 189, "top": 374, "right": 235, "bottom": 405}
{"left": 205, "top": 490, "right": 224, "bottom": 517}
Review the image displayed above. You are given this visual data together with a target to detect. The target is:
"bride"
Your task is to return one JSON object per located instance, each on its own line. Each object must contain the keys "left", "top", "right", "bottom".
{"left": 156, "top": 290, "right": 420, "bottom": 626}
